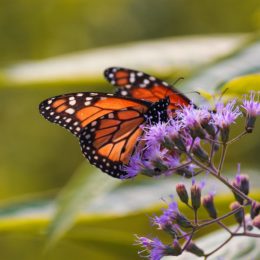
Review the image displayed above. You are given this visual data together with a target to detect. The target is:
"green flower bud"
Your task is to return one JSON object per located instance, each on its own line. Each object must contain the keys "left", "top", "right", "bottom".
{"left": 191, "top": 184, "right": 201, "bottom": 211}
{"left": 176, "top": 183, "right": 189, "bottom": 204}
{"left": 186, "top": 242, "right": 204, "bottom": 257}
{"left": 202, "top": 194, "right": 217, "bottom": 219}
{"left": 230, "top": 201, "right": 243, "bottom": 224}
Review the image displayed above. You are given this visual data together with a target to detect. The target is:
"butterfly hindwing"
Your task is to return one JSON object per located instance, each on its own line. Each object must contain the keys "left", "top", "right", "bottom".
{"left": 104, "top": 67, "right": 192, "bottom": 110}
{"left": 79, "top": 108, "right": 145, "bottom": 178}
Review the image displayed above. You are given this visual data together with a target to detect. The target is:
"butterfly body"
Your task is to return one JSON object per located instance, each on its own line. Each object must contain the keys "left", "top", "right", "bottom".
{"left": 39, "top": 67, "right": 192, "bottom": 178}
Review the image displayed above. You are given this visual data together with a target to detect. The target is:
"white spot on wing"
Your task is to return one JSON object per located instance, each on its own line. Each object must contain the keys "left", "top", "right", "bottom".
{"left": 69, "top": 100, "right": 76, "bottom": 106}
{"left": 66, "top": 108, "right": 75, "bottom": 114}
{"left": 121, "top": 90, "right": 128, "bottom": 96}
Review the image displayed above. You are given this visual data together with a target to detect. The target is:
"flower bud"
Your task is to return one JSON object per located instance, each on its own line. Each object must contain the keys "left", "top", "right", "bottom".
{"left": 176, "top": 167, "right": 194, "bottom": 178}
{"left": 202, "top": 194, "right": 217, "bottom": 219}
{"left": 245, "top": 115, "right": 256, "bottom": 133}
{"left": 250, "top": 201, "right": 260, "bottom": 219}
{"left": 192, "top": 144, "right": 209, "bottom": 162}
{"left": 152, "top": 160, "right": 168, "bottom": 172}
{"left": 252, "top": 215, "right": 260, "bottom": 229}
{"left": 186, "top": 242, "right": 204, "bottom": 257}
{"left": 173, "top": 137, "right": 187, "bottom": 152}
{"left": 189, "top": 124, "right": 206, "bottom": 139}
{"left": 231, "top": 174, "right": 249, "bottom": 204}
{"left": 239, "top": 175, "right": 249, "bottom": 195}
{"left": 220, "top": 127, "right": 229, "bottom": 143}
{"left": 213, "top": 142, "right": 220, "bottom": 152}
{"left": 191, "top": 184, "right": 201, "bottom": 211}
{"left": 230, "top": 201, "right": 243, "bottom": 224}
{"left": 170, "top": 240, "right": 182, "bottom": 255}
{"left": 201, "top": 121, "right": 216, "bottom": 137}
{"left": 175, "top": 212, "right": 193, "bottom": 228}
{"left": 163, "top": 137, "right": 175, "bottom": 150}
{"left": 176, "top": 183, "right": 189, "bottom": 204}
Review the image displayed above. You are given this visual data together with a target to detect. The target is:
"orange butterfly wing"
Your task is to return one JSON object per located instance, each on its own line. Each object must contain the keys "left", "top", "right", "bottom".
{"left": 79, "top": 108, "right": 146, "bottom": 178}
{"left": 104, "top": 67, "right": 192, "bottom": 110}
{"left": 39, "top": 92, "right": 150, "bottom": 178}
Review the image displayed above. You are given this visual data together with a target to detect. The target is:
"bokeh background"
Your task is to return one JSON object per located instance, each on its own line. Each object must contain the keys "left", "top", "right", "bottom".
{"left": 0, "top": 0, "right": 260, "bottom": 259}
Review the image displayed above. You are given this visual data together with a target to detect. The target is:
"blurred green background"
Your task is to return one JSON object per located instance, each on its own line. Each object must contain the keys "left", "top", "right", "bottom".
{"left": 0, "top": 0, "right": 260, "bottom": 259}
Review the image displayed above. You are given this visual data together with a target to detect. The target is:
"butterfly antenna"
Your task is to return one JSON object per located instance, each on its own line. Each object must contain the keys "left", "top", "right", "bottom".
{"left": 172, "top": 77, "right": 184, "bottom": 86}
{"left": 179, "top": 90, "right": 201, "bottom": 96}
{"left": 217, "top": 88, "right": 229, "bottom": 103}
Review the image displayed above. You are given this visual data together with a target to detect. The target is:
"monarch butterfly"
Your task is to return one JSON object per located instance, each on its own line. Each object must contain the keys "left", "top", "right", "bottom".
{"left": 104, "top": 67, "right": 192, "bottom": 109}
{"left": 39, "top": 67, "right": 192, "bottom": 178}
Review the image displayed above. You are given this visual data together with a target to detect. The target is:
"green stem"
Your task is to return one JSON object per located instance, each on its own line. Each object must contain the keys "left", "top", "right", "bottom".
{"left": 227, "top": 131, "right": 248, "bottom": 145}
{"left": 218, "top": 143, "right": 227, "bottom": 176}
{"left": 205, "top": 130, "right": 248, "bottom": 145}
{"left": 198, "top": 205, "right": 245, "bottom": 229}
{"left": 204, "top": 235, "right": 233, "bottom": 257}
{"left": 188, "top": 153, "right": 252, "bottom": 203}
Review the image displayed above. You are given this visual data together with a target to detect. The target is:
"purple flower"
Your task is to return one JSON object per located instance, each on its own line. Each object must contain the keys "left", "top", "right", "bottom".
{"left": 149, "top": 239, "right": 168, "bottom": 260}
{"left": 154, "top": 198, "right": 192, "bottom": 228}
{"left": 241, "top": 91, "right": 260, "bottom": 117}
{"left": 152, "top": 198, "right": 179, "bottom": 226}
{"left": 144, "top": 145, "right": 168, "bottom": 162}
{"left": 212, "top": 100, "right": 241, "bottom": 129}
{"left": 153, "top": 214, "right": 172, "bottom": 230}
{"left": 165, "top": 118, "right": 182, "bottom": 138}
{"left": 176, "top": 105, "right": 212, "bottom": 138}
{"left": 241, "top": 91, "right": 260, "bottom": 132}
{"left": 123, "top": 153, "right": 142, "bottom": 178}
{"left": 176, "top": 105, "right": 200, "bottom": 128}
{"left": 142, "top": 122, "right": 168, "bottom": 148}
{"left": 135, "top": 236, "right": 154, "bottom": 249}
{"left": 123, "top": 151, "right": 150, "bottom": 179}
{"left": 165, "top": 155, "right": 181, "bottom": 169}
{"left": 135, "top": 236, "right": 169, "bottom": 260}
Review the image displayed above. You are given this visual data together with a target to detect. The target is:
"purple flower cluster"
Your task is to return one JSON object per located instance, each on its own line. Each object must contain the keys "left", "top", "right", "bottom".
{"left": 136, "top": 236, "right": 181, "bottom": 260}
{"left": 136, "top": 192, "right": 205, "bottom": 258}
{"left": 124, "top": 92, "right": 260, "bottom": 179}
{"left": 129, "top": 91, "right": 260, "bottom": 259}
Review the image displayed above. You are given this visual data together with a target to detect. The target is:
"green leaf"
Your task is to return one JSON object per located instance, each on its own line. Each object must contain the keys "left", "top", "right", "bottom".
{"left": 1, "top": 34, "right": 248, "bottom": 88}
{"left": 46, "top": 164, "right": 122, "bottom": 247}
{"left": 181, "top": 40, "right": 260, "bottom": 100}
{"left": 0, "top": 190, "right": 258, "bottom": 259}
{"left": 218, "top": 74, "right": 260, "bottom": 99}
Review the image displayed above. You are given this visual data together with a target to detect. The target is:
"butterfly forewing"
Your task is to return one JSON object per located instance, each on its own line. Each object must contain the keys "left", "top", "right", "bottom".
{"left": 39, "top": 92, "right": 148, "bottom": 136}
{"left": 104, "top": 67, "right": 192, "bottom": 110}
